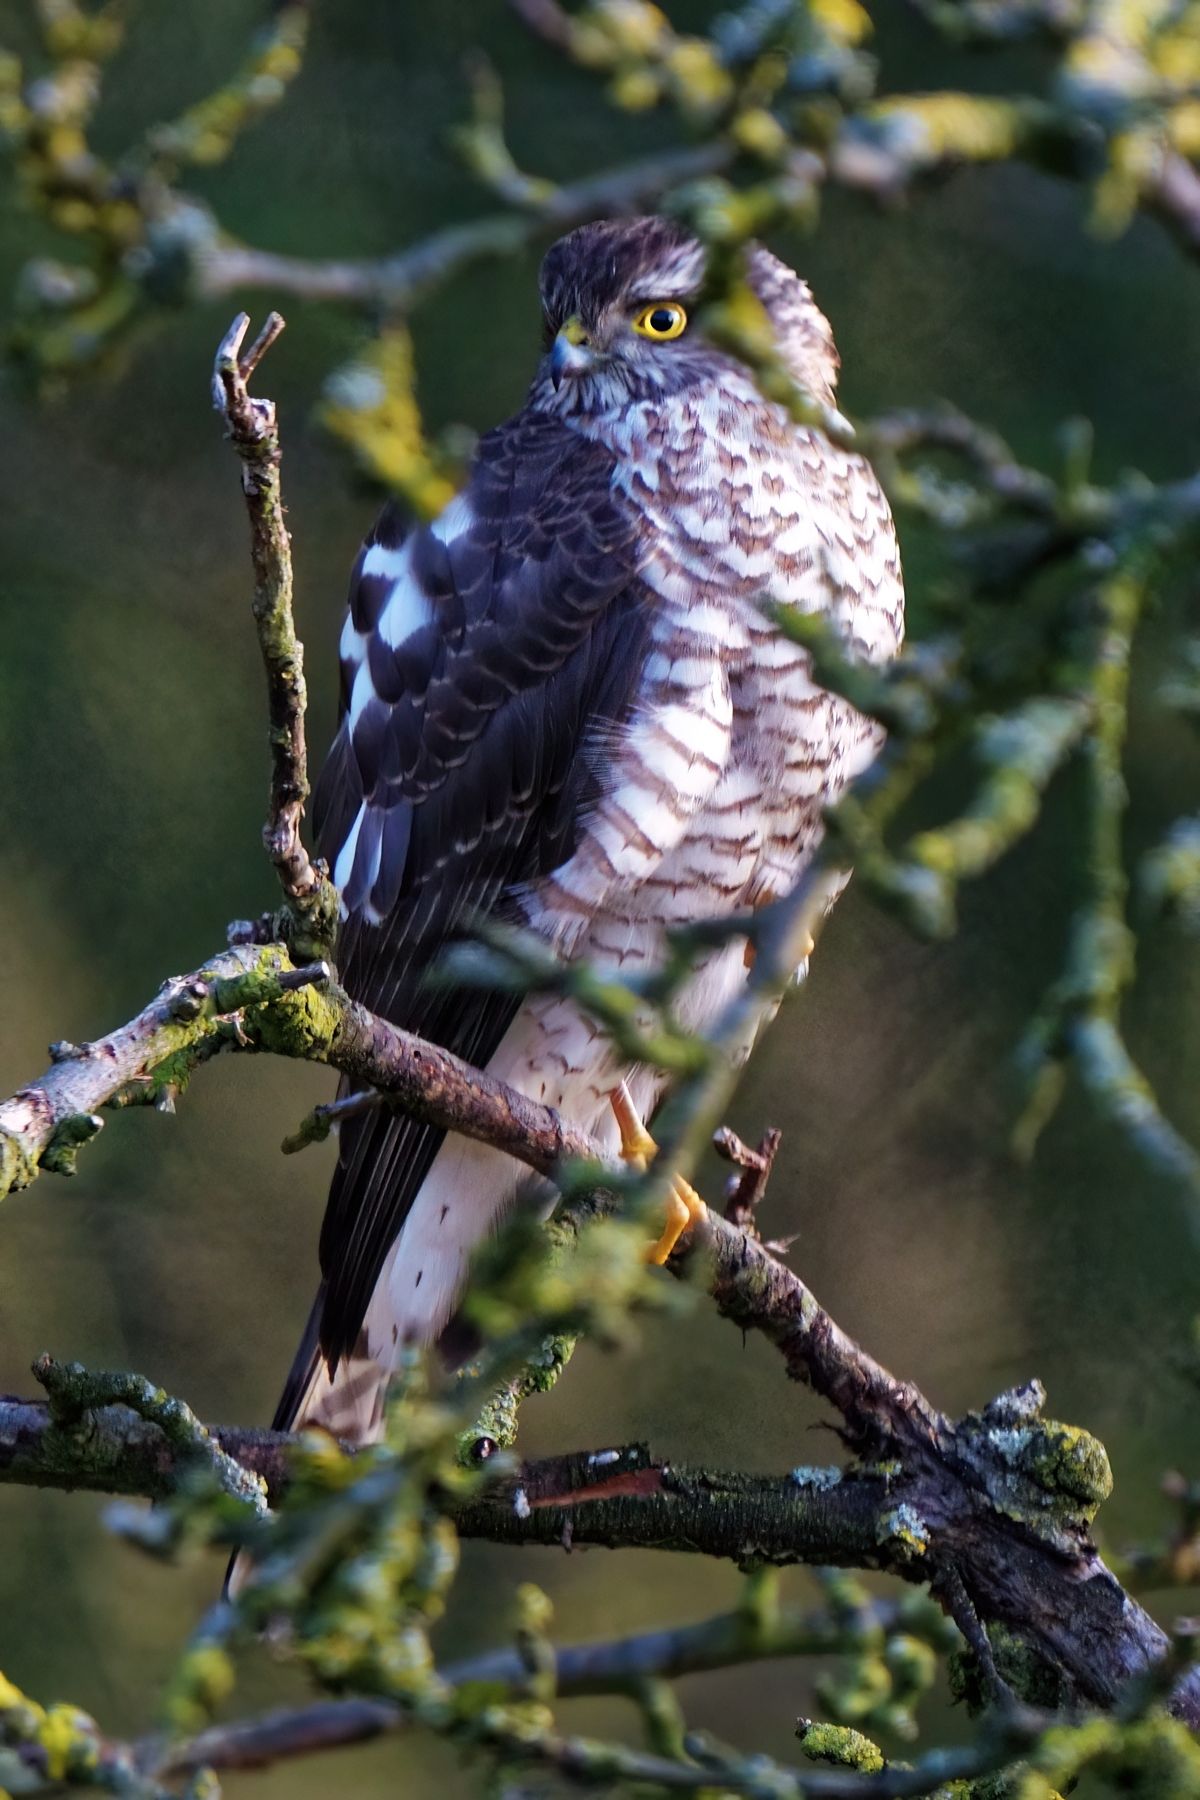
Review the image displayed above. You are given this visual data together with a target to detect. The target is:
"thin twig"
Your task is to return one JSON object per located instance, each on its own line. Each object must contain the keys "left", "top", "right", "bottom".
{"left": 148, "top": 1594, "right": 918, "bottom": 1774}
{"left": 148, "top": 1682, "right": 1029, "bottom": 1796}
{"left": 714, "top": 1124, "right": 784, "bottom": 1232}
{"left": 280, "top": 1085, "right": 384, "bottom": 1155}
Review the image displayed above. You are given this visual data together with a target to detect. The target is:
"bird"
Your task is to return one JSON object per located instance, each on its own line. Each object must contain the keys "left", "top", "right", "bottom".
{"left": 275, "top": 214, "right": 904, "bottom": 1446}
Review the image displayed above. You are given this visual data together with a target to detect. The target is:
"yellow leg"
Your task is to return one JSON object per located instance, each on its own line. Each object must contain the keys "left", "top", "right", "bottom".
{"left": 610, "top": 1082, "right": 708, "bottom": 1264}
{"left": 612, "top": 1080, "right": 657, "bottom": 1170}
{"left": 646, "top": 1174, "right": 707, "bottom": 1265}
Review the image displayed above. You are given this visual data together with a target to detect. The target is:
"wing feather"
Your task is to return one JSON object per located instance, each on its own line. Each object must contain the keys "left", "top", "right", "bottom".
{"left": 289, "top": 411, "right": 652, "bottom": 1393}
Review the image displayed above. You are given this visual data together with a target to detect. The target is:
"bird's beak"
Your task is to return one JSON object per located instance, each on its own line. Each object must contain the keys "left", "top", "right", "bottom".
{"left": 550, "top": 316, "right": 594, "bottom": 390}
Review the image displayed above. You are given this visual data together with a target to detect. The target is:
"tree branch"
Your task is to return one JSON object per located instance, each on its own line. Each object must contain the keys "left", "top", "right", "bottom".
{"left": 0, "top": 945, "right": 330, "bottom": 1199}
{"left": 149, "top": 1694, "right": 1017, "bottom": 1798}
{"left": 451, "top": 1428, "right": 1172, "bottom": 1718}
{"left": 0, "top": 1374, "right": 1178, "bottom": 1721}
{"left": 196, "top": 144, "right": 732, "bottom": 308}
{"left": 0, "top": 1393, "right": 295, "bottom": 1504}
{"left": 146, "top": 1588, "right": 930, "bottom": 1780}
{"left": 455, "top": 1446, "right": 893, "bottom": 1566}
{"left": 212, "top": 311, "right": 339, "bottom": 959}
{"left": 0, "top": 900, "right": 1179, "bottom": 1715}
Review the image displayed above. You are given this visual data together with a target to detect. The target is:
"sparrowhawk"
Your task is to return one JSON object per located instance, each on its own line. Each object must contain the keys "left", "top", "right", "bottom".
{"left": 274, "top": 215, "right": 904, "bottom": 1444}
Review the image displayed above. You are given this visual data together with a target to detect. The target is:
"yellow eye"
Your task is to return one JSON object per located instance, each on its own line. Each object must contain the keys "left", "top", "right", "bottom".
{"left": 632, "top": 301, "right": 688, "bottom": 341}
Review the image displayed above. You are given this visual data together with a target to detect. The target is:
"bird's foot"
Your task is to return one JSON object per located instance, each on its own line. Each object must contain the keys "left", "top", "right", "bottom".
{"left": 612, "top": 1080, "right": 658, "bottom": 1172}
{"left": 610, "top": 1081, "right": 708, "bottom": 1265}
{"left": 646, "top": 1174, "right": 708, "bottom": 1265}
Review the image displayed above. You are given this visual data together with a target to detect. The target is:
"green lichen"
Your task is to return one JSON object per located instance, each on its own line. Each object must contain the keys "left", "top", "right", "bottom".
{"left": 0, "top": 1127, "right": 39, "bottom": 1196}
{"left": 457, "top": 1332, "right": 577, "bottom": 1461}
{"left": 956, "top": 1774, "right": 1058, "bottom": 1800}
{"left": 162, "top": 1644, "right": 237, "bottom": 1734}
{"left": 240, "top": 975, "right": 342, "bottom": 1061}
{"left": 0, "top": 1669, "right": 103, "bottom": 1786}
{"left": 1031, "top": 1714, "right": 1200, "bottom": 1797}
{"left": 319, "top": 324, "right": 458, "bottom": 522}
{"left": 797, "top": 1719, "right": 885, "bottom": 1772}
{"left": 980, "top": 1418, "right": 1113, "bottom": 1530}
{"left": 958, "top": 1386, "right": 1113, "bottom": 1544}
{"left": 1018, "top": 1420, "right": 1113, "bottom": 1510}
{"left": 39, "top": 1111, "right": 104, "bottom": 1175}
{"left": 949, "top": 1623, "right": 1073, "bottom": 1716}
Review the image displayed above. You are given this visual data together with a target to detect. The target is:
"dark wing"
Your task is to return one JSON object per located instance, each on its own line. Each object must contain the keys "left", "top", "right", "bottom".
{"left": 281, "top": 410, "right": 651, "bottom": 1411}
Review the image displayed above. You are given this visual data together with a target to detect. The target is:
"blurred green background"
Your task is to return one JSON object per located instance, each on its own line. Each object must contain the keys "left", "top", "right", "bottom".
{"left": 1, "top": 2, "right": 1199, "bottom": 1790}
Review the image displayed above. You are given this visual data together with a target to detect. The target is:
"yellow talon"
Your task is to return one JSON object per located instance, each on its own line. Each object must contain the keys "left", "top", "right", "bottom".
{"left": 611, "top": 1079, "right": 658, "bottom": 1170}
{"left": 646, "top": 1174, "right": 708, "bottom": 1265}
{"left": 610, "top": 1083, "right": 709, "bottom": 1264}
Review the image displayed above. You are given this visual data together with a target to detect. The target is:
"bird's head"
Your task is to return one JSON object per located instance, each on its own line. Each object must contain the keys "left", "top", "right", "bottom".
{"left": 534, "top": 215, "right": 840, "bottom": 416}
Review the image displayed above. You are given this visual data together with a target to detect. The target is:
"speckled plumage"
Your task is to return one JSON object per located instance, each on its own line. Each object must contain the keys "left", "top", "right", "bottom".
{"left": 277, "top": 217, "right": 904, "bottom": 1443}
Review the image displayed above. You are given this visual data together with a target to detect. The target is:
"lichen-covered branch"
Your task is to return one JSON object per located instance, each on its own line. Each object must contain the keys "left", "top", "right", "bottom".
{"left": 451, "top": 1415, "right": 1169, "bottom": 1720}
{"left": 0, "top": 1359, "right": 1176, "bottom": 1722}
{"left": 0, "top": 944, "right": 329, "bottom": 1200}
{"left": 212, "top": 311, "right": 339, "bottom": 959}
{"left": 0, "top": 1391, "right": 295, "bottom": 1504}
{"left": 149, "top": 1586, "right": 930, "bottom": 1777}
{"left": 0, "top": 882, "right": 1180, "bottom": 1719}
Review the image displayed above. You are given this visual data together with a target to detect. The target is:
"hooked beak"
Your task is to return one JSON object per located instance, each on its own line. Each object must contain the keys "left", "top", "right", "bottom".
{"left": 550, "top": 316, "right": 594, "bottom": 390}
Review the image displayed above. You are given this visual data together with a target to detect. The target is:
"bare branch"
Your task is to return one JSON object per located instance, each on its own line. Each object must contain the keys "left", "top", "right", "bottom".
{"left": 196, "top": 144, "right": 732, "bottom": 308}
{"left": 212, "top": 312, "right": 338, "bottom": 956}
{"left": 714, "top": 1123, "right": 784, "bottom": 1232}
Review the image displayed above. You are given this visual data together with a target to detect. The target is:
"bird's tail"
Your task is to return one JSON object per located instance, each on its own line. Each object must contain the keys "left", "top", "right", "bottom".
{"left": 274, "top": 1341, "right": 391, "bottom": 1445}
{"left": 268, "top": 1278, "right": 392, "bottom": 1444}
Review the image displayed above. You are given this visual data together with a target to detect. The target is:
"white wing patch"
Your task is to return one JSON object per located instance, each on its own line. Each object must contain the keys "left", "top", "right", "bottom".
{"left": 332, "top": 495, "right": 483, "bottom": 923}
{"left": 429, "top": 493, "right": 475, "bottom": 545}
{"left": 362, "top": 542, "right": 434, "bottom": 651}
{"left": 348, "top": 658, "right": 377, "bottom": 730}
{"left": 339, "top": 611, "right": 369, "bottom": 673}
{"left": 378, "top": 579, "right": 434, "bottom": 650}
{"left": 360, "top": 542, "right": 410, "bottom": 582}
{"left": 333, "top": 803, "right": 366, "bottom": 902}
